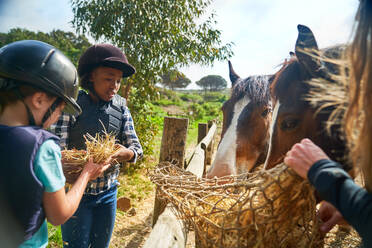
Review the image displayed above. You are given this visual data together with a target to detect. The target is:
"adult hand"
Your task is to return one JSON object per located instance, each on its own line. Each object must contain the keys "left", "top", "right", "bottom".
{"left": 284, "top": 138, "right": 329, "bottom": 179}
{"left": 82, "top": 157, "right": 111, "bottom": 181}
{"left": 106, "top": 144, "right": 134, "bottom": 164}
{"left": 318, "top": 201, "right": 348, "bottom": 233}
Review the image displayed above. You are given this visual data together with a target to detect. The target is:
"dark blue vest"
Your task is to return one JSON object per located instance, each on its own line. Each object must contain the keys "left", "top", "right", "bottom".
{"left": 0, "top": 125, "right": 59, "bottom": 241}
{"left": 68, "top": 91, "right": 126, "bottom": 150}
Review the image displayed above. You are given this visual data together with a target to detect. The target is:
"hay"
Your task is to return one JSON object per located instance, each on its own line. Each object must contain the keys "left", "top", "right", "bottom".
{"left": 62, "top": 131, "right": 119, "bottom": 184}
{"left": 150, "top": 162, "right": 323, "bottom": 248}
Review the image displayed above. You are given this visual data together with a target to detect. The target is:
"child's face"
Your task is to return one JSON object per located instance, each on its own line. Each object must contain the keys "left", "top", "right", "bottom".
{"left": 25, "top": 93, "right": 65, "bottom": 128}
{"left": 90, "top": 67, "right": 123, "bottom": 101}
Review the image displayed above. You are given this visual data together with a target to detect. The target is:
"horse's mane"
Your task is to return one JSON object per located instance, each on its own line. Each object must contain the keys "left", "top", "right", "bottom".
{"left": 230, "top": 75, "right": 271, "bottom": 106}
{"left": 271, "top": 45, "right": 346, "bottom": 104}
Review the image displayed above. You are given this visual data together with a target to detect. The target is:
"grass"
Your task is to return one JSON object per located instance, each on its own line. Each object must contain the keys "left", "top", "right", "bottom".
{"left": 47, "top": 223, "right": 63, "bottom": 247}
{"left": 117, "top": 165, "right": 155, "bottom": 207}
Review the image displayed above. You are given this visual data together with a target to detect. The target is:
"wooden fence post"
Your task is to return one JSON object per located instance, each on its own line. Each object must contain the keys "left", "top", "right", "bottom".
{"left": 145, "top": 121, "right": 217, "bottom": 248}
{"left": 198, "top": 123, "right": 208, "bottom": 144}
{"left": 198, "top": 123, "right": 208, "bottom": 170}
{"left": 152, "top": 117, "right": 188, "bottom": 227}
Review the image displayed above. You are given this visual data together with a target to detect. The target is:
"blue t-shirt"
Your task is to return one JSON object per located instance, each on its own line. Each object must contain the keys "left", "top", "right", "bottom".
{"left": 19, "top": 139, "right": 65, "bottom": 248}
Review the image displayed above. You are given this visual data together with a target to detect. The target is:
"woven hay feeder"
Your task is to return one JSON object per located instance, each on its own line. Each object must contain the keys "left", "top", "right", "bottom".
{"left": 62, "top": 132, "right": 119, "bottom": 184}
{"left": 150, "top": 162, "right": 324, "bottom": 248}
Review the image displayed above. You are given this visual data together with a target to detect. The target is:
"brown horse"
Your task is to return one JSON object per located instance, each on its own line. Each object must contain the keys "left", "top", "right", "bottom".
{"left": 206, "top": 61, "right": 272, "bottom": 178}
{"left": 264, "top": 24, "right": 349, "bottom": 170}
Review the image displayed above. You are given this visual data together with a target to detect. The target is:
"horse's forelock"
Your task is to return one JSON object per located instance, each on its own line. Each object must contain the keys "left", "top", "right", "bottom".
{"left": 231, "top": 75, "right": 270, "bottom": 105}
{"left": 250, "top": 75, "right": 271, "bottom": 105}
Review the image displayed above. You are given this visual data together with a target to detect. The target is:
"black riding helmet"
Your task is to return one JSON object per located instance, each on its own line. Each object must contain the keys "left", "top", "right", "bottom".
{"left": 77, "top": 44, "right": 135, "bottom": 91}
{"left": 0, "top": 40, "right": 81, "bottom": 115}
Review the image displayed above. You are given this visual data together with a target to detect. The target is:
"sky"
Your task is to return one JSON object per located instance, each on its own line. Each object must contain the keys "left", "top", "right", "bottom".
{"left": 0, "top": 0, "right": 359, "bottom": 89}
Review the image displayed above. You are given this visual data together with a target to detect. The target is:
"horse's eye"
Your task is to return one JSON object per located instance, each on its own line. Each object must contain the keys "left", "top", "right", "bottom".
{"left": 261, "top": 108, "right": 270, "bottom": 117}
{"left": 280, "top": 118, "right": 300, "bottom": 131}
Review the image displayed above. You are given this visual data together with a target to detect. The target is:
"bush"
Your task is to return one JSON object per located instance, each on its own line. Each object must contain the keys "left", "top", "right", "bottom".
{"left": 154, "top": 98, "right": 182, "bottom": 106}
{"left": 179, "top": 93, "right": 203, "bottom": 103}
{"left": 128, "top": 89, "right": 160, "bottom": 158}
{"left": 202, "top": 102, "right": 221, "bottom": 117}
{"left": 188, "top": 103, "right": 206, "bottom": 120}
{"left": 218, "top": 94, "right": 228, "bottom": 103}
{"left": 203, "top": 91, "right": 228, "bottom": 103}
{"left": 154, "top": 88, "right": 183, "bottom": 106}
{"left": 158, "top": 88, "right": 178, "bottom": 99}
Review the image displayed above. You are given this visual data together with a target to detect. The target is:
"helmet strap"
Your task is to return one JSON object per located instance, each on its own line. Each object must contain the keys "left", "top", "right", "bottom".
{"left": 88, "top": 82, "right": 107, "bottom": 103}
{"left": 41, "top": 98, "right": 62, "bottom": 125}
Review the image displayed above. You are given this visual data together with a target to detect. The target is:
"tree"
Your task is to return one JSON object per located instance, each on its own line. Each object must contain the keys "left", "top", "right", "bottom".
{"left": 174, "top": 77, "right": 192, "bottom": 89}
{"left": 160, "top": 70, "right": 191, "bottom": 90}
{"left": 70, "top": 0, "right": 233, "bottom": 99}
{"left": 196, "top": 75, "right": 227, "bottom": 91}
{"left": 70, "top": 0, "right": 233, "bottom": 156}
{"left": 0, "top": 28, "right": 91, "bottom": 66}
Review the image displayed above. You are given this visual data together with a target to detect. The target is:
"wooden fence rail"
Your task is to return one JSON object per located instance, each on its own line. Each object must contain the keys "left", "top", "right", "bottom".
{"left": 186, "top": 122, "right": 217, "bottom": 177}
{"left": 143, "top": 117, "right": 217, "bottom": 248}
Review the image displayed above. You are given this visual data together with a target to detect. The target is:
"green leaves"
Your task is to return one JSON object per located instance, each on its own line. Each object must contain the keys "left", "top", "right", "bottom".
{"left": 71, "top": 0, "right": 233, "bottom": 98}
{"left": 70, "top": 0, "right": 233, "bottom": 157}
{"left": 0, "top": 28, "right": 91, "bottom": 67}
{"left": 160, "top": 69, "right": 192, "bottom": 90}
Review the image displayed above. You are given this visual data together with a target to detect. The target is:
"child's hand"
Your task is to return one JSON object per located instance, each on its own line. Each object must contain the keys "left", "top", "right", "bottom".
{"left": 82, "top": 158, "right": 111, "bottom": 181}
{"left": 106, "top": 144, "right": 134, "bottom": 164}
{"left": 318, "top": 201, "right": 348, "bottom": 233}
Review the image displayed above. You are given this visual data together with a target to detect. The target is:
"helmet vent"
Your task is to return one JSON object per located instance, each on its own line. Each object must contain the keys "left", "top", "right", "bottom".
{"left": 41, "top": 49, "right": 56, "bottom": 68}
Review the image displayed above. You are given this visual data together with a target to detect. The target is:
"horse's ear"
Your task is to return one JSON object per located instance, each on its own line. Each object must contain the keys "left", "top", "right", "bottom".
{"left": 228, "top": 60, "right": 240, "bottom": 87}
{"left": 295, "top": 24, "right": 322, "bottom": 76}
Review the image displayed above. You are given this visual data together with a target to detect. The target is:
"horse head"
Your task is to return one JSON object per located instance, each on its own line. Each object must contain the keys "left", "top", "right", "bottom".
{"left": 264, "top": 24, "right": 349, "bottom": 169}
{"left": 206, "top": 61, "right": 272, "bottom": 178}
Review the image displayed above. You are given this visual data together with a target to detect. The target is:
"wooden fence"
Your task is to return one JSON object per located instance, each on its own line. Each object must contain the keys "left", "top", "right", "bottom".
{"left": 143, "top": 117, "right": 217, "bottom": 248}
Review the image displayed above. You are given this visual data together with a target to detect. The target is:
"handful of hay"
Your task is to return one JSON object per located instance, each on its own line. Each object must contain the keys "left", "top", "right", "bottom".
{"left": 62, "top": 132, "right": 120, "bottom": 184}
{"left": 150, "top": 162, "right": 324, "bottom": 248}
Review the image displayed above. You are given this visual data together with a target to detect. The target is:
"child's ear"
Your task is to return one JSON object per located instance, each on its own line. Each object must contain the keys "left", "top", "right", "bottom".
{"left": 29, "top": 92, "right": 48, "bottom": 109}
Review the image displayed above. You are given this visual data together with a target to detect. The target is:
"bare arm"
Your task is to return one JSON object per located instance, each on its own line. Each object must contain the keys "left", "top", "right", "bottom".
{"left": 43, "top": 159, "right": 111, "bottom": 226}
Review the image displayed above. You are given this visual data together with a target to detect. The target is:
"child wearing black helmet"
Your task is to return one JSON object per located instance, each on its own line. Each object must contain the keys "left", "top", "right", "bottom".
{"left": 50, "top": 44, "right": 143, "bottom": 247}
{"left": 0, "top": 40, "right": 110, "bottom": 247}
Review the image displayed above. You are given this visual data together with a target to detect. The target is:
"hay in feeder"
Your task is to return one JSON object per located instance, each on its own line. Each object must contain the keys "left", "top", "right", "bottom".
{"left": 150, "top": 162, "right": 324, "bottom": 248}
{"left": 62, "top": 131, "right": 119, "bottom": 184}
